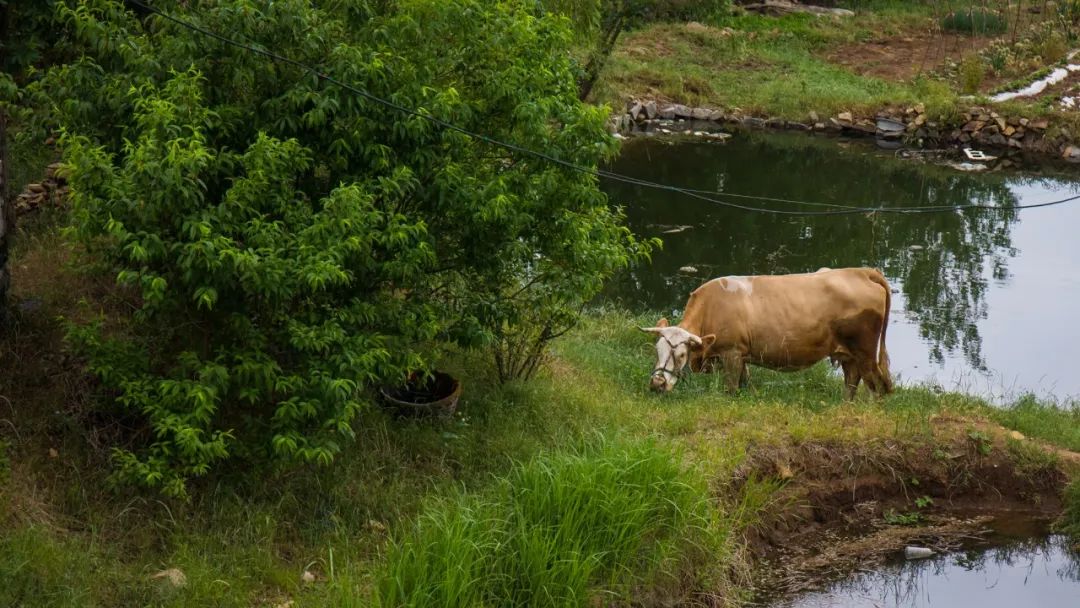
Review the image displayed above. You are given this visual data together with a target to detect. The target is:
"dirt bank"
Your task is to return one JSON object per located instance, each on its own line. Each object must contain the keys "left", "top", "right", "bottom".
{"left": 727, "top": 417, "right": 1079, "bottom": 600}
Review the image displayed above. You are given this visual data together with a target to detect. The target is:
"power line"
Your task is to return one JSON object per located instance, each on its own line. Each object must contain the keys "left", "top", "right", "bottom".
{"left": 123, "top": 0, "right": 1080, "bottom": 217}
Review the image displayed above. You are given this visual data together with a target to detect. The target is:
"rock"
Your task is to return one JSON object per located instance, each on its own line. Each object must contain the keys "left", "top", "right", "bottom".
{"left": 787, "top": 122, "right": 811, "bottom": 131}
{"left": 827, "top": 117, "right": 843, "bottom": 131}
{"left": 1010, "top": 430, "right": 1026, "bottom": 441}
{"left": 686, "top": 21, "right": 710, "bottom": 34}
{"left": 808, "top": 110, "right": 819, "bottom": 123}
{"left": 743, "top": 117, "right": 766, "bottom": 128}
{"left": 663, "top": 225, "right": 694, "bottom": 234}
{"left": 301, "top": 570, "right": 317, "bottom": 584}
{"left": 905, "top": 546, "right": 935, "bottom": 560}
{"left": 673, "top": 104, "right": 693, "bottom": 119}
{"left": 708, "top": 109, "right": 725, "bottom": 121}
{"left": 27, "top": 183, "right": 45, "bottom": 193}
{"left": 765, "top": 118, "right": 786, "bottom": 129}
{"left": 994, "top": 116, "right": 1007, "bottom": 131}
{"left": 983, "top": 124, "right": 1000, "bottom": 136}
{"left": 691, "top": 107, "right": 712, "bottom": 120}
{"left": 678, "top": 266, "right": 699, "bottom": 274}
{"left": 988, "top": 133, "right": 1008, "bottom": 147}
{"left": 644, "top": 100, "right": 658, "bottom": 119}
{"left": 1020, "top": 117, "right": 1030, "bottom": 127}
{"left": 151, "top": 568, "right": 187, "bottom": 588}
{"left": 852, "top": 120, "right": 877, "bottom": 134}
{"left": 659, "top": 105, "right": 676, "bottom": 120}
{"left": 48, "top": 448, "right": 58, "bottom": 459}
{"left": 629, "top": 102, "right": 644, "bottom": 121}
{"left": 962, "top": 121, "right": 985, "bottom": 133}
{"left": 914, "top": 103, "right": 926, "bottom": 115}
{"left": 1004, "top": 126, "right": 1016, "bottom": 137}
{"left": 1031, "top": 118, "right": 1049, "bottom": 130}
{"left": 813, "top": 122, "right": 826, "bottom": 131}
{"left": 1007, "top": 116, "right": 1021, "bottom": 127}
{"left": 837, "top": 111, "right": 853, "bottom": 123}
{"left": 914, "top": 114, "right": 926, "bottom": 127}
{"left": 1063, "top": 145, "right": 1080, "bottom": 163}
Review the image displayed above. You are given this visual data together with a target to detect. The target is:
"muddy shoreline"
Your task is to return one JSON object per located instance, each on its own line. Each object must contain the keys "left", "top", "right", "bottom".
{"left": 722, "top": 417, "right": 1080, "bottom": 606}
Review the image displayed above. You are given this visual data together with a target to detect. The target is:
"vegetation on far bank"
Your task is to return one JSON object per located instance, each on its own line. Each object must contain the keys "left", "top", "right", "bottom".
{"left": 590, "top": 1, "right": 1080, "bottom": 126}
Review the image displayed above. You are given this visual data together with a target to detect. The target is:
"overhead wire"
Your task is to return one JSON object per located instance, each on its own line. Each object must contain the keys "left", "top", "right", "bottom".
{"left": 123, "top": 0, "right": 1080, "bottom": 217}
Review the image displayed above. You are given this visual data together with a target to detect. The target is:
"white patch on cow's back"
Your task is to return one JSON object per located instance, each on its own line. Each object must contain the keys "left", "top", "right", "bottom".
{"left": 713, "top": 276, "right": 753, "bottom": 296}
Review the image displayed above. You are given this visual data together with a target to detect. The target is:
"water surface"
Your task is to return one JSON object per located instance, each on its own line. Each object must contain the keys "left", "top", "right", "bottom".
{"left": 774, "top": 532, "right": 1080, "bottom": 608}
{"left": 601, "top": 130, "right": 1080, "bottom": 402}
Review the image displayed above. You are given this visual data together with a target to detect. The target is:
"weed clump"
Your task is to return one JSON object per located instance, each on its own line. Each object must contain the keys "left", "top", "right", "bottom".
{"left": 941, "top": 9, "right": 1008, "bottom": 36}
{"left": 373, "top": 438, "right": 723, "bottom": 607}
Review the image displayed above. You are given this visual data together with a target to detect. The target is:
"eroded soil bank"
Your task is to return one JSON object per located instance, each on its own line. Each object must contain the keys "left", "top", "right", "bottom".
{"left": 729, "top": 417, "right": 1080, "bottom": 602}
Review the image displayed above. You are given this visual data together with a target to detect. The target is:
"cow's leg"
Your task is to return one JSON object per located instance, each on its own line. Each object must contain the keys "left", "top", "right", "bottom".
{"left": 720, "top": 350, "right": 744, "bottom": 393}
{"left": 739, "top": 363, "right": 750, "bottom": 389}
{"left": 841, "top": 359, "right": 861, "bottom": 400}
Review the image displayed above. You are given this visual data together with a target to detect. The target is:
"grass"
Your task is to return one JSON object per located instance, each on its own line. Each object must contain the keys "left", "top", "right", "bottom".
{"left": 370, "top": 437, "right": 730, "bottom": 607}
{"left": 591, "top": 14, "right": 956, "bottom": 120}
{"left": 590, "top": 1, "right": 1071, "bottom": 123}
{"left": 3, "top": 217, "right": 1080, "bottom": 606}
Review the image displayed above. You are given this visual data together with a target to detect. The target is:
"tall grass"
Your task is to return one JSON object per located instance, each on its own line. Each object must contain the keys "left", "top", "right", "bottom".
{"left": 373, "top": 437, "right": 723, "bottom": 607}
{"left": 941, "top": 9, "right": 1008, "bottom": 36}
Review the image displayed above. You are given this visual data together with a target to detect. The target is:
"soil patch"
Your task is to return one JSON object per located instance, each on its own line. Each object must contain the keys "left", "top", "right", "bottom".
{"left": 825, "top": 31, "right": 998, "bottom": 83}
{"left": 727, "top": 418, "right": 1078, "bottom": 599}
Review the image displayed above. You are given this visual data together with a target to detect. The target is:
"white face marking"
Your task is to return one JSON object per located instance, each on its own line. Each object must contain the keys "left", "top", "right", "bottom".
{"left": 650, "top": 327, "right": 699, "bottom": 391}
{"left": 715, "top": 276, "right": 753, "bottom": 295}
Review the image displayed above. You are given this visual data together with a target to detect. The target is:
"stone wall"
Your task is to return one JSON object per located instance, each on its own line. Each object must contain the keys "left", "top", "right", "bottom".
{"left": 610, "top": 99, "right": 1080, "bottom": 163}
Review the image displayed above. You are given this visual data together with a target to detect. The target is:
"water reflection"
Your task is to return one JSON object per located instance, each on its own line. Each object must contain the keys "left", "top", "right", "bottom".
{"left": 775, "top": 534, "right": 1080, "bottom": 608}
{"left": 600, "top": 131, "right": 1080, "bottom": 394}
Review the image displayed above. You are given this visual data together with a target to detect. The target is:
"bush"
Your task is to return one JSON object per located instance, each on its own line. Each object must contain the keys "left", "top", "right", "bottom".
{"left": 958, "top": 56, "right": 987, "bottom": 94}
{"left": 941, "top": 9, "right": 1008, "bottom": 36}
{"left": 27, "top": 0, "right": 651, "bottom": 496}
{"left": 374, "top": 438, "right": 718, "bottom": 607}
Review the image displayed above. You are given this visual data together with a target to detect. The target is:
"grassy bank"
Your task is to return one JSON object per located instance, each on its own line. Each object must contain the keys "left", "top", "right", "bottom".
{"left": 2, "top": 218, "right": 1080, "bottom": 606}
{"left": 590, "top": 1, "right": 1079, "bottom": 124}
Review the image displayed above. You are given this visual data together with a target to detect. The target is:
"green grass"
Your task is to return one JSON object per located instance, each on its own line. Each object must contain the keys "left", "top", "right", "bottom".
{"left": 370, "top": 437, "right": 730, "bottom": 607}
{"left": 992, "top": 394, "right": 1080, "bottom": 452}
{"left": 592, "top": 15, "right": 958, "bottom": 120}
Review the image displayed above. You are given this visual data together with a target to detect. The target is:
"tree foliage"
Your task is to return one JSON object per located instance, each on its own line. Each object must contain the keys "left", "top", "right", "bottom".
{"left": 24, "top": 0, "right": 652, "bottom": 496}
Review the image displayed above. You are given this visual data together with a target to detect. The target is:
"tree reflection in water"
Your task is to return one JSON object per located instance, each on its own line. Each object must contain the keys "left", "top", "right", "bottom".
{"left": 599, "top": 131, "right": 1062, "bottom": 371}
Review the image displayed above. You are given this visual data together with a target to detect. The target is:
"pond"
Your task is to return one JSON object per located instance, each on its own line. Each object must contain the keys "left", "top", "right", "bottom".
{"left": 600, "top": 129, "right": 1080, "bottom": 403}
{"left": 768, "top": 519, "right": 1080, "bottom": 608}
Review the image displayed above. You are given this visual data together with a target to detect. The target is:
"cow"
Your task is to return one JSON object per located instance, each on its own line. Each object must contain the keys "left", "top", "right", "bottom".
{"left": 639, "top": 267, "right": 893, "bottom": 399}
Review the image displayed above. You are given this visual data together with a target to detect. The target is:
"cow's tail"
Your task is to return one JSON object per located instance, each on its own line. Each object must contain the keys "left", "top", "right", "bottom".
{"left": 867, "top": 268, "right": 894, "bottom": 394}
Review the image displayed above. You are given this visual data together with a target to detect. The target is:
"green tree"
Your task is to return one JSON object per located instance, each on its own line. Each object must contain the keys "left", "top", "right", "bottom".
{"left": 27, "top": 0, "right": 650, "bottom": 496}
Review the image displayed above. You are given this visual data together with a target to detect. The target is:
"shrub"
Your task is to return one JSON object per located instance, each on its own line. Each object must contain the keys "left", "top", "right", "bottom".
{"left": 28, "top": 0, "right": 652, "bottom": 496}
{"left": 958, "top": 56, "right": 987, "bottom": 94}
{"left": 374, "top": 439, "right": 719, "bottom": 607}
{"left": 941, "top": 9, "right": 1008, "bottom": 36}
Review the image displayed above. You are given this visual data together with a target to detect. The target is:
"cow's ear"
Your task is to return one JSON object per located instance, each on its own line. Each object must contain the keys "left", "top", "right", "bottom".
{"left": 638, "top": 326, "right": 661, "bottom": 335}
{"left": 693, "top": 334, "right": 716, "bottom": 351}
{"left": 657, "top": 318, "right": 669, "bottom": 328}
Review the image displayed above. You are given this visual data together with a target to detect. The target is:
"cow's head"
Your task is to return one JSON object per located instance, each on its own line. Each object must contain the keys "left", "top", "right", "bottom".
{"left": 638, "top": 318, "right": 715, "bottom": 392}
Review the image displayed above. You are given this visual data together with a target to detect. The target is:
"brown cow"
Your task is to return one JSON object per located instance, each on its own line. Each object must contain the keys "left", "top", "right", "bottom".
{"left": 639, "top": 267, "right": 893, "bottom": 399}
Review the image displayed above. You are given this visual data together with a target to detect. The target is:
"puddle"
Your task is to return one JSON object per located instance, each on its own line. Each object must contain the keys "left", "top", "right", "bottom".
{"left": 766, "top": 518, "right": 1080, "bottom": 608}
